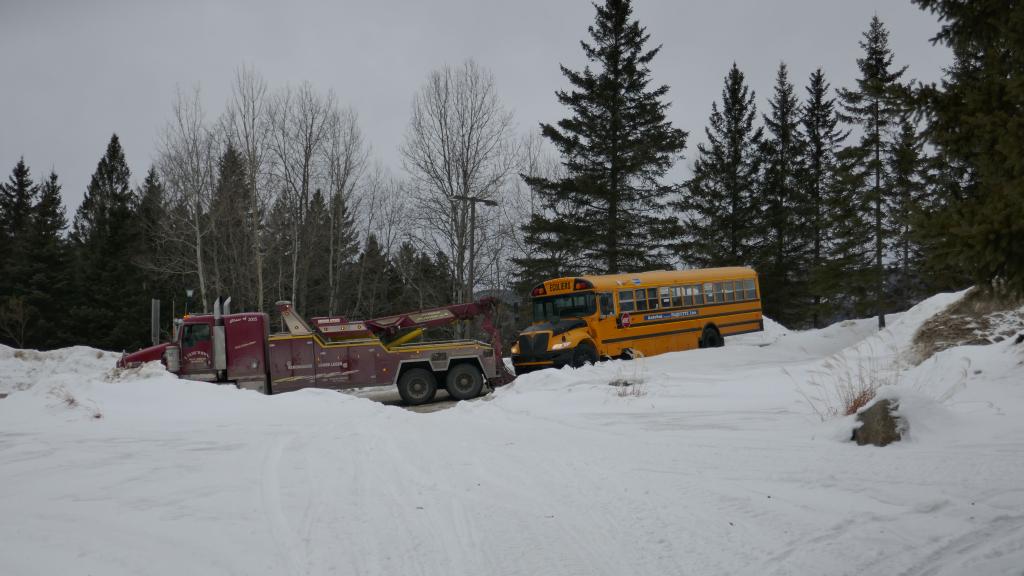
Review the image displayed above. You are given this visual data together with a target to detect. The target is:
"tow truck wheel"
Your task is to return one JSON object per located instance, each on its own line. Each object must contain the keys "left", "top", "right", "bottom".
{"left": 398, "top": 368, "right": 437, "bottom": 405}
{"left": 446, "top": 363, "right": 484, "bottom": 401}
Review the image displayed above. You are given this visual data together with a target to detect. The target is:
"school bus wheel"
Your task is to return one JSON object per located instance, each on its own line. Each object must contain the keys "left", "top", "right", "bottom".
{"left": 572, "top": 342, "right": 597, "bottom": 367}
{"left": 700, "top": 325, "right": 724, "bottom": 348}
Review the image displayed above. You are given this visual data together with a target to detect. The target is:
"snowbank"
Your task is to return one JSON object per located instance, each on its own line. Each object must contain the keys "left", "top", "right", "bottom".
{"left": 1, "top": 291, "right": 1022, "bottom": 575}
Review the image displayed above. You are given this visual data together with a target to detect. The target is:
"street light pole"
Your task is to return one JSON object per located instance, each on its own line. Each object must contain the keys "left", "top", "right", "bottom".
{"left": 453, "top": 195, "right": 498, "bottom": 304}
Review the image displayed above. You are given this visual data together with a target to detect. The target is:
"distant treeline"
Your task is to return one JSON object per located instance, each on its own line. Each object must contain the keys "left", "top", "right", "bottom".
{"left": 1, "top": 0, "right": 1020, "bottom": 351}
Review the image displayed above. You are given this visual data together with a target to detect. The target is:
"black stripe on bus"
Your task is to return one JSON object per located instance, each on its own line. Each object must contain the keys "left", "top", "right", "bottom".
{"left": 718, "top": 319, "right": 763, "bottom": 329}
{"left": 602, "top": 326, "right": 703, "bottom": 345}
{"left": 629, "top": 307, "right": 763, "bottom": 328}
{"left": 602, "top": 319, "right": 763, "bottom": 346}
{"left": 721, "top": 328, "right": 763, "bottom": 337}
{"left": 625, "top": 296, "right": 759, "bottom": 316}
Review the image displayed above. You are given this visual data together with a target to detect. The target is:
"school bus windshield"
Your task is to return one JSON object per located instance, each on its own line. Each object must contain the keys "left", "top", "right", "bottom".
{"left": 532, "top": 293, "right": 596, "bottom": 322}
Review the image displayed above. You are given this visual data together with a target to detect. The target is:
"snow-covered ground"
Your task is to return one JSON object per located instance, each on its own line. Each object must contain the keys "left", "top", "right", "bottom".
{"left": 2, "top": 292, "right": 1023, "bottom": 575}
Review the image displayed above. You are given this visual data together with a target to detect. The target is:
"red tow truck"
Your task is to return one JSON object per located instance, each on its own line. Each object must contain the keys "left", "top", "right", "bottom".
{"left": 118, "top": 298, "right": 514, "bottom": 405}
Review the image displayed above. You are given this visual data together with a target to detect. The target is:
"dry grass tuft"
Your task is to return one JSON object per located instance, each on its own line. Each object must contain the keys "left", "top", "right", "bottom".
{"left": 609, "top": 351, "right": 648, "bottom": 398}
{"left": 845, "top": 387, "right": 877, "bottom": 416}
{"left": 609, "top": 378, "right": 648, "bottom": 397}
{"left": 793, "top": 342, "right": 904, "bottom": 421}
{"left": 59, "top": 390, "right": 78, "bottom": 408}
{"left": 48, "top": 385, "right": 103, "bottom": 420}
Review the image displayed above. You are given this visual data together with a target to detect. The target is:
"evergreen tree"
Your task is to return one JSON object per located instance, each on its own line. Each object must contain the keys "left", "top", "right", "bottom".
{"left": 22, "top": 172, "right": 72, "bottom": 348}
{"left": 837, "top": 16, "right": 908, "bottom": 329}
{"left": 263, "top": 194, "right": 292, "bottom": 308}
{"left": 135, "top": 166, "right": 183, "bottom": 339}
{"left": 799, "top": 69, "right": 855, "bottom": 327}
{"left": 355, "top": 234, "right": 391, "bottom": 318}
{"left": 0, "top": 159, "right": 39, "bottom": 292}
{"left": 521, "top": 0, "right": 687, "bottom": 275}
{"left": 676, "top": 63, "right": 763, "bottom": 267}
{"left": 756, "top": 63, "right": 808, "bottom": 327}
{"left": 912, "top": 0, "right": 1024, "bottom": 294}
{"left": 209, "top": 145, "right": 254, "bottom": 309}
{"left": 303, "top": 188, "right": 331, "bottom": 316}
{"left": 0, "top": 159, "right": 37, "bottom": 231}
{"left": 913, "top": 145, "right": 974, "bottom": 294}
{"left": 0, "top": 159, "right": 40, "bottom": 347}
{"left": 69, "top": 134, "right": 148, "bottom": 351}
{"left": 887, "top": 117, "right": 928, "bottom": 309}
{"left": 328, "top": 190, "right": 359, "bottom": 316}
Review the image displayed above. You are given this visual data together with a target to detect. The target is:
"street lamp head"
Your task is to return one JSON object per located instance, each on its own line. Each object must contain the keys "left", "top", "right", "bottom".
{"left": 452, "top": 194, "right": 498, "bottom": 207}
{"left": 185, "top": 288, "right": 194, "bottom": 298}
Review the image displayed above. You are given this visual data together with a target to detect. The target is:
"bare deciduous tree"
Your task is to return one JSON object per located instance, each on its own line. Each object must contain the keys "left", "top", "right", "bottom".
{"left": 267, "top": 82, "right": 336, "bottom": 311}
{"left": 324, "top": 106, "right": 368, "bottom": 314}
{"left": 0, "top": 296, "right": 32, "bottom": 348}
{"left": 349, "top": 165, "right": 405, "bottom": 317}
{"left": 157, "top": 86, "right": 218, "bottom": 312}
{"left": 221, "top": 66, "right": 272, "bottom": 310}
{"left": 401, "top": 60, "right": 518, "bottom": 323}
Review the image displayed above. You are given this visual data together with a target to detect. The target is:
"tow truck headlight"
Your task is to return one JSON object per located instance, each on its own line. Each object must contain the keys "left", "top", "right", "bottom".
{"left": 511, "top": 342, "right": 520, "bottom": 354}
{"left": 551, "top": 340, "right": 573, "bottom": 351}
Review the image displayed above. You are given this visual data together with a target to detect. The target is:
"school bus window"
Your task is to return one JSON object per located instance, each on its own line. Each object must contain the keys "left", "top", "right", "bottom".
{"left": 704, "top": 282, "right": 715, "bottom": 303}
{"left": 533, "top": 293, "right": 596, "bottom": 322}
{"left": 619, "top": 290, "right": 634, "bottom": 312}
{"left": 694, "top": 285, "right": 705, "bottom": 305}
{"left": 734, "top": 280, "right": 745, "bottom": 300}
{"left": 635, "top": 289, "right": 648, "bottom": 311}
{"left": 714, "top": 282, "right": 726, "bottom": 302}
{"left": 723, "top": 282, "right": 734, "bottom": 302}
{"left": 744, "top": 278, "right": 757, "bottom": 300}
{"left": 670, "top": 286, "right": 683, "bottom": 307}
{"left": 599, "top": 293, "right": 614, "bottom": 317}
{"left": 659, "top": 287, "right": 671, "bottom": 308}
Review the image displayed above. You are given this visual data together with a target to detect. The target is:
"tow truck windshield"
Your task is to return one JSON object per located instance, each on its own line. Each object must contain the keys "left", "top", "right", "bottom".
{"left": 532, "top": 293, "right": 596, "bottom": 322}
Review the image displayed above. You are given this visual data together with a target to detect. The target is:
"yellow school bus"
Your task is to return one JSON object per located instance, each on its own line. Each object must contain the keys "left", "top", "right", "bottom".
{"left": 510, "top": 267, "right": 763, "bottom": 374}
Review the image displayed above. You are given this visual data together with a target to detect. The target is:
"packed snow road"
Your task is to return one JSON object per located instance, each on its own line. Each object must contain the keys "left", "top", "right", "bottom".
{"left": 1, "top": 291, "right": 1023, "bottom": 575}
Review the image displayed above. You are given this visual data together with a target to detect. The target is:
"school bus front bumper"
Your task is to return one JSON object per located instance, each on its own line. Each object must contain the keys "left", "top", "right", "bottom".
{"left": 511, "top": 350, "right": 575, "bottom": 374}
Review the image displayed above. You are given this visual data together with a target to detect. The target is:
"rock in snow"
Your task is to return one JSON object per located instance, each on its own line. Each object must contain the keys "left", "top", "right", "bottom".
{"left": 853, "top": 398, "right": 904, "bottom": 446}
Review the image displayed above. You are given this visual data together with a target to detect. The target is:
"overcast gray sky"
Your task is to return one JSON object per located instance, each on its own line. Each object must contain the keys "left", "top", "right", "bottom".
{"left": 1, "top": 0, "right": 949, "bottom": 213}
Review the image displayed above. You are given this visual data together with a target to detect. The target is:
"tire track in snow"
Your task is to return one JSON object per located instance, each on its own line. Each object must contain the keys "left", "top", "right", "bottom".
{"left": 260, "top": 435, "right": 307, "bottom": 576}
{"left": 897, "top": 515, "right": 1024, "bottom": 576}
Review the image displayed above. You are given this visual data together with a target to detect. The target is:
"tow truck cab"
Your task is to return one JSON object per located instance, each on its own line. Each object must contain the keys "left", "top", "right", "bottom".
{"left": 118, "top": 300, "right": 270, "bottom": 392}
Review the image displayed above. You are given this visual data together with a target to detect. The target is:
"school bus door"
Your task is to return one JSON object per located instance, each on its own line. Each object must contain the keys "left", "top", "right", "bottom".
{"left": 595, "top": 292, "right": 621, "bottom": 358}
